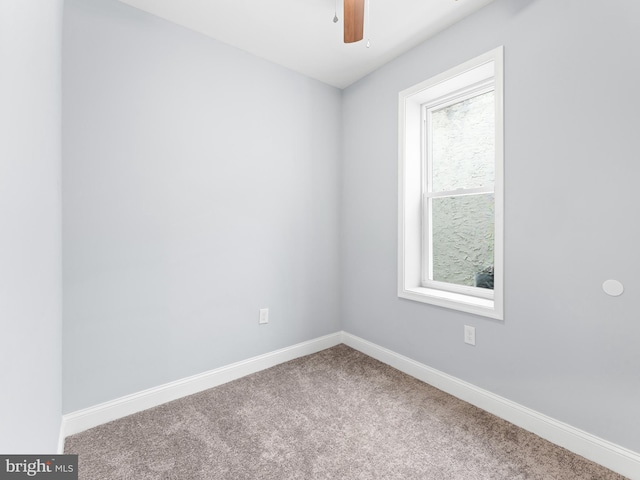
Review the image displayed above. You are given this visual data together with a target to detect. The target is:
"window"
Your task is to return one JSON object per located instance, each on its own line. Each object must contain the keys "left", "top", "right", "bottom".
{"left": 398, "top": 47, "right": 503, "bottom": 320}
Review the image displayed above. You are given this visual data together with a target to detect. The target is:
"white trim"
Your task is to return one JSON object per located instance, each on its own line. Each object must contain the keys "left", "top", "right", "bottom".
{"left": 57, "top": 420, "right": 66, "bottom": 454}
{"left": 341, "top": 332, "right": 640, "bottom": 480}
{"left": 61, "top": 332, "right": 342, "bottom": 437}
{"left": 426, "top": 186, "right": 494, "bottom": 199}
{"left": 398, "top": 46, "right": 504, "bottom": 320}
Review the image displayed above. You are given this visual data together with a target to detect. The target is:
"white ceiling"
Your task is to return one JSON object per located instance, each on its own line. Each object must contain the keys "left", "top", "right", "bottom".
{"left": 119, "top": 0, "right": 496, "bottom": 89}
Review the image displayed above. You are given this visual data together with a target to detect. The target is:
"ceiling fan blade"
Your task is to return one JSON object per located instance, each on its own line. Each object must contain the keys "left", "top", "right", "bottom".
{"left": 344, "top": 0, "right": 364, "bottom": 43}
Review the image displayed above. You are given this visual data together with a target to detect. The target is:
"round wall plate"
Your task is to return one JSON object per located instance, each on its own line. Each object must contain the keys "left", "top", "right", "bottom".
{"left": 602, "top": 279, "right": 624, "bottom": 297}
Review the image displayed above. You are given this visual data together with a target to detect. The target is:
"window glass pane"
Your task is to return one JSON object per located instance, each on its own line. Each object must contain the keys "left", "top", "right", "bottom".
{"left": 431, "top": 193, "right": 494, "bottom": 288}
{"left": 431, "top": 91, "right": 495, "bottom": 192}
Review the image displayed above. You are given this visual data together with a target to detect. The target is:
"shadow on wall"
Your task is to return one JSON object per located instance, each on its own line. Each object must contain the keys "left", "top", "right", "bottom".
{"left": 504, "top": 0, "right": 540, "bottom": 16}
{"left": 68, "top": 0, "right": 152, "bottom": 23}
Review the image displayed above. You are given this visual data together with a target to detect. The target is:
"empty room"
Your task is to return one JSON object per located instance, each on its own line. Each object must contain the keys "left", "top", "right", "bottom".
{"left": 1, "top": 0, "right": 639, "bottom": 478}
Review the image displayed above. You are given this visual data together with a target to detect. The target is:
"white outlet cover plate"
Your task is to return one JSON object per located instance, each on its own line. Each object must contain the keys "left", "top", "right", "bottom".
{"left": 464, "top": 325, "right": 476, "bottom": 346}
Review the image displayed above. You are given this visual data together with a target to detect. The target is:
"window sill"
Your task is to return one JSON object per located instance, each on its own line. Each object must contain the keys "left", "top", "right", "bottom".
{"left": 399, "top": 286, "right": 502, "bottom": 320}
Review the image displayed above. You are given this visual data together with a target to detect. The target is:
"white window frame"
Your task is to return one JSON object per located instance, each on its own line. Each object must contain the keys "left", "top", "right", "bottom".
{"left": 422, "top": 83, "right": 495, "bottom": 301}
{"left": 398, "top": 47, "right": 504, "bottom": 320}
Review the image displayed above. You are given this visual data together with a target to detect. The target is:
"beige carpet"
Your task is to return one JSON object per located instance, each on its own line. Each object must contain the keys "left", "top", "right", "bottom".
{"left": 65, "top": 345, "right": 627, "bottom": 479}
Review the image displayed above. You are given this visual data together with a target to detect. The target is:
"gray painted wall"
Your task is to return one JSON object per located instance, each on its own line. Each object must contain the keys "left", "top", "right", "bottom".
{"left": 0, "top": 0, "right": 63, "bottom": 453}
{"left": 341, "top": 0, "right": 640, "bottom": 453}
{"left": 60, "top": 0, "right": 639, "bottom": 458}
{"left": 62, "top": 0, "right": 342, "bottom": 413}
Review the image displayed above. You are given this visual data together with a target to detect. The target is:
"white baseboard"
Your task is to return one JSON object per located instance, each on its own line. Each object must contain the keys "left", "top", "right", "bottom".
{"left": 62, "top": 332, "right": 342, "bottom": 438}
{"left": 341, "top": 332, "right": 640, "bottom": 480}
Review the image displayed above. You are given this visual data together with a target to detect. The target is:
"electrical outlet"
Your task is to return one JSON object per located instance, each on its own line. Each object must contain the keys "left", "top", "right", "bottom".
{"left": 259, "top": 308, "right": 269, "bottom": 325}
{"left": 464, "top": 325, "right": 476, "bottom": 346}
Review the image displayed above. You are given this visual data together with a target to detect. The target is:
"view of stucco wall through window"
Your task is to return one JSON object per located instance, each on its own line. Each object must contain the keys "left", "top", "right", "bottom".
{"left": 431, "top": 91, "right": 495, "bottom": 289}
